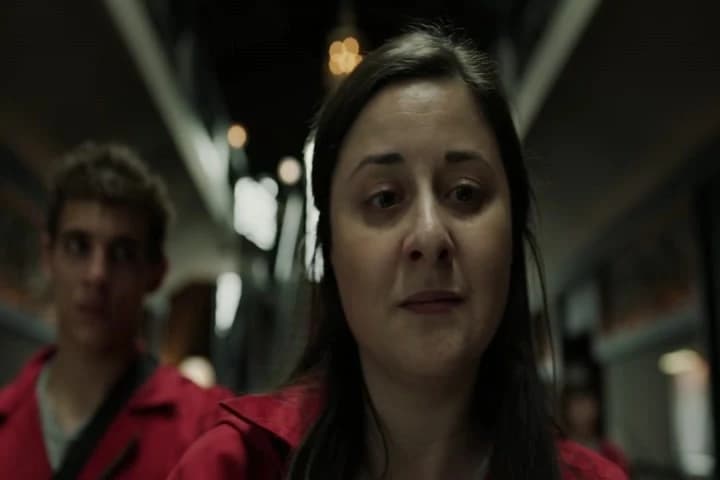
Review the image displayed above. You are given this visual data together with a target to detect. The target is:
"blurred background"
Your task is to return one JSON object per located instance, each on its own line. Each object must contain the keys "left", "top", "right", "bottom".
{"left": 1, "top": 0, "right": 720, "bottom": 478}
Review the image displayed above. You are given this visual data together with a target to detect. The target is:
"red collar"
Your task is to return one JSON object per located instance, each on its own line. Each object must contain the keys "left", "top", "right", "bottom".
{"left": 125, "top": 364, "right": 182, "bottom": 412}
{"left": 219, "top": 382, "right": 325, "bottom": 448}
{"left": 0, "top": 346, "right": 179, "bottom": 419}
{"left": 0, "top": 347, "right": 53, "bottom": 416}
{"left": 216, "top": 385, "right": 627, "bottom": 480}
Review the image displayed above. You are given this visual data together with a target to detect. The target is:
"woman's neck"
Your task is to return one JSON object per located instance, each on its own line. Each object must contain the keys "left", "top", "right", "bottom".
{"left": 360, "top": 358, "right": 488, "bottom": 480}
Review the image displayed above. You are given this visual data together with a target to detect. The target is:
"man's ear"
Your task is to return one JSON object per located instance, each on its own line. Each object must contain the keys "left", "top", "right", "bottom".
{"left": 41, "top": 232, "right": 55, "bottom": 280}
{"left": 146, "top": 257, "right": 168, "bottom": 294}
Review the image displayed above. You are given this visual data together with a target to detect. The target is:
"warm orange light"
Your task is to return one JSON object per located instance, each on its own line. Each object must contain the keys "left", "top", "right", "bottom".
{"left": 329, "top": 40, "right": 343, "bottom": 56}
{"left": 278, "top": 156, "right": 302, "bottom": 186}
{"left": 329, "top": 58, "right": 342, "bottom": 75}
{"left": 328, "top": 36, "right": 362, "bottom": 77}
{"left": 343, "top": 37, "right": 359, "bottom": 54}
{"left": 227, "top": 124, "right": 247, "bottom": 149}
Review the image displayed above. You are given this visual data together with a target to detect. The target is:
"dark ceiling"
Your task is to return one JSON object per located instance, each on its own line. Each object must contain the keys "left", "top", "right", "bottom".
{"left": 524, "top": 0, "right": 720, "bottom": 292}
{"left": 0, "top": 0, "right": 237, "bottom": 295}
{"left": 166, "top": 0, "right": 550, "bottom": 177}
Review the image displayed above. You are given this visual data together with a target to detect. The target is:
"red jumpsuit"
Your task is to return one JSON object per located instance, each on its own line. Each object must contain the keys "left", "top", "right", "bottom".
{"left": 0, "top": 348, "right": 233, "bottom": 479}
{"left": 169, "top": 383, "right": 628, "bottom": 479}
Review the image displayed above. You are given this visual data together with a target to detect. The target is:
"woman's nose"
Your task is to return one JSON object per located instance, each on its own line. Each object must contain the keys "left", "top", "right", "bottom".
{"left": 401, "top": 196, "right": 454, "bottom": 264}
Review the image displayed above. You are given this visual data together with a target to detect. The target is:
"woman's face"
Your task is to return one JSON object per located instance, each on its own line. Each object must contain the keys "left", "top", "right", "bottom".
{"left": 329, "top": 78, "right": 513, "bottom": 385}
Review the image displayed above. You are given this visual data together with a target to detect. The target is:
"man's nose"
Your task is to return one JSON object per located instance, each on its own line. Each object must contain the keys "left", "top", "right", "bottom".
{"left": 85, "top": 248, "right": 110, "bottom": 285}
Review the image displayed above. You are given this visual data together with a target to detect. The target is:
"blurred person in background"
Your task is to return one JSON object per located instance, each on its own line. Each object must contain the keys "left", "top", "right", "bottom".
{"left": 169, "top": 25, "right": 627, "bottom": 480}
{"left": 0, "top": 143, "right": 232, "bottom": 479}
{"left": 563, "top": 385, "right": 630, "bottom": 476}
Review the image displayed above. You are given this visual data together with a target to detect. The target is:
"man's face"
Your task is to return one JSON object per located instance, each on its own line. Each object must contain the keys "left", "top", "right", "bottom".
{"left": 43, "top": 200, "right": 166, "bottom": 353}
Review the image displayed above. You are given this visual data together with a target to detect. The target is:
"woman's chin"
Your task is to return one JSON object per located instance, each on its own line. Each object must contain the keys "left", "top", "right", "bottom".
{"left": 374, "top": 347, "right": 482, "bottom": 390}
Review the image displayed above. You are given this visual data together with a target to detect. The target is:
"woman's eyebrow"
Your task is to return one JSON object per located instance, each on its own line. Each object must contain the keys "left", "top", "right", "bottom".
{"left": 349, "top": 152, "right": 404, "bottom": 179}
{"left": 349, "top": 149, "right": 493, "bottom": 179}
{"left": 445, "top": 150, "right": 490, "bottom": 167}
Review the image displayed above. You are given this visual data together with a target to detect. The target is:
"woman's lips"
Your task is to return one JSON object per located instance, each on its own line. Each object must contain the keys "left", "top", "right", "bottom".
{"left": 400, "top": 290, "right": 465, "bottom": 314}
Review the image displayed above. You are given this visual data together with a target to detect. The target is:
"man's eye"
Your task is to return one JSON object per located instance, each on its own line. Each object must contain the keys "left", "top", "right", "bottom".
{"left": 109, "top": 244, "right": 138, "bottom": 264}
{"left": 369, "top": 190, "right": 400, "bottom": 209}
{"left": 63, "top": 236, "right": 89, "bottom": 257}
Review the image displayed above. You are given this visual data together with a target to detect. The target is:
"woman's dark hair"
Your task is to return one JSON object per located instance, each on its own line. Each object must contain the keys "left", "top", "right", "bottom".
{"left": 288, "top": 24, "right": 561, "bottom": 480}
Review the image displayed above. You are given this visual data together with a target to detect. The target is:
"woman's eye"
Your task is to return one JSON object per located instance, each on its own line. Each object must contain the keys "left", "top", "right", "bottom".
{"left": 450, "top": 184, "right": 479, "bottom": 202}
{"left": 447, "top": 183, "right": 485, "bottom": 210}
{"left": 369, "top": 190, "right": 400, "bottom": 209}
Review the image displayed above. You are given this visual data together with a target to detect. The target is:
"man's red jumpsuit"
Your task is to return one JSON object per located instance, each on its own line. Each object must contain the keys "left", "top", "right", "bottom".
{"left": 0, "top": 348, "right": 232, "bottom": 479}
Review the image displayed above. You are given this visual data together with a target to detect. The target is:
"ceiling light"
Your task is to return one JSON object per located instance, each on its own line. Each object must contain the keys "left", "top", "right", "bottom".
{"left": 233, "top": 177, "right": 278, "bottom": 250}
{"left": 659, "top": 349, "right": 703, "bottom": 375}
{"left": 329, "top": 40, "right": 343, "bottom": 56}
{"left": 215, "top": 272, "right": 242, "bottom": 336}
{"left": 343, "top": 36, "right": 359, "bottom": 54}
{"left": 259, "top": 176, "right": 279, "bottom": 197}
{"left": 278, "top": 156, "right": 302, "bottom": 186}
{"left": 328, "top": 36, "right": 362, "bottom": 76}
{"left": 227, "top": 124, "right": 247, "bottom": 149}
